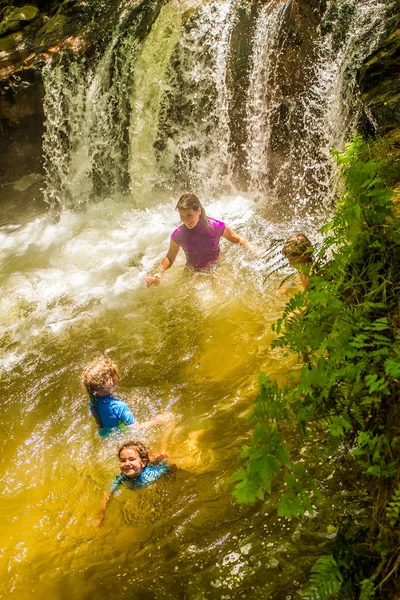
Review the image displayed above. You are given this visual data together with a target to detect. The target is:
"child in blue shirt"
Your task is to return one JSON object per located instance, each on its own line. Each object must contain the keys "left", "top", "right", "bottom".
{"left": 94, "top": 440, "right": 169, "bottom": 527}
{"left": 82, "top": 357, "right": 166, "bottom": 436}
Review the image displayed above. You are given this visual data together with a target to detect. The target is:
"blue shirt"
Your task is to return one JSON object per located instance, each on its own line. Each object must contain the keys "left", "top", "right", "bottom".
{"left": 89, "top": 394, "right": 135, "bottom": 436}
{"left": 110, "top": 463, "right": 169, "bottom": 492}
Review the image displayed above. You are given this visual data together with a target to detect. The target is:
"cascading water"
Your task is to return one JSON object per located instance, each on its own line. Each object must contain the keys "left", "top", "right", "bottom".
{"left": 153, "top": 0, "right": 237, "bottom": 197}
{"left": 42, "top": 0, "right": 169, "bottom": 207}
{"left": 42, "top": 0, "right": 389, "bottom": 214}
{"left": 128, "top": 0, "right": 195, "bottom": 201}
{"left": 0, "top": 1, "right": 394, "bottom": 598}
{"left": 245, "top": 0, "right": 389, "bottom": 215}
{"left": 42, "top": 0, "right": 238, "bottom": 209}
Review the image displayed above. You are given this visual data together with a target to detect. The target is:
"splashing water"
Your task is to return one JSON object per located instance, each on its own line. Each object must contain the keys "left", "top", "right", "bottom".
{"left": 246, "top": 0, "right": 388, "bottom": 214}
{"left": 2, "top": 0, "right": 391, "bottom": 597}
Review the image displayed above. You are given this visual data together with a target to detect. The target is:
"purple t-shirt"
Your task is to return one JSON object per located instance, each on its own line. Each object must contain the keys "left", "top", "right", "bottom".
{"left": 171, "top": 216, "right": 225, "bottom": 270}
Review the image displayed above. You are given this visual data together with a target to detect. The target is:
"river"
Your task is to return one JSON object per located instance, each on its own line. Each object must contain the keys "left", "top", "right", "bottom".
{"left": 0, "top": 0, "right": 387, "bottom": 597}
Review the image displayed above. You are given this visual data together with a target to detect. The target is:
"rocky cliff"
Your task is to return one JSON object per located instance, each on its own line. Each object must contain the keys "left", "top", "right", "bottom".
{"left": 358, "top": 22, "right": 400, "bottom": 192}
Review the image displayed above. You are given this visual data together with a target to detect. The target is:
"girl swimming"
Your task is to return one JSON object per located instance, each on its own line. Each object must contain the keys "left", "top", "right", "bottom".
{"left": 282, "top": 232, "right": 314, "bottom": 288}
{"left": 82, "top": 357, "right": 170, "bottom": 436}
{"left": 94, "top": 440, "right": 169, "bottom": 527}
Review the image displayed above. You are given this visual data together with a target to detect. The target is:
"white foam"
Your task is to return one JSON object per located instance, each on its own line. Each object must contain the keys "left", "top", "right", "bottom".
{"left": 0, "top": 193, "right": 323, "bottom": 370}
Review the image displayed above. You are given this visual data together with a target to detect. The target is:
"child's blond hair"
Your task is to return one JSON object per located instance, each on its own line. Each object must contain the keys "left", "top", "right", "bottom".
{"left": 81, "top": 356, "right": 120, "bottom": 396}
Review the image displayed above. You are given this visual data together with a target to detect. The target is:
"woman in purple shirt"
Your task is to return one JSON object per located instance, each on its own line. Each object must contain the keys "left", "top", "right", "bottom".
{"left": 146, "top": 194, "right": 251, "bottom": 287}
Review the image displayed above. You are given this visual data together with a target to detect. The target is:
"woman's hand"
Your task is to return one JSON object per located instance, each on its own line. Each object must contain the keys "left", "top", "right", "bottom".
{"left": 145, "top": 274, "right": 161, "bottom": 287}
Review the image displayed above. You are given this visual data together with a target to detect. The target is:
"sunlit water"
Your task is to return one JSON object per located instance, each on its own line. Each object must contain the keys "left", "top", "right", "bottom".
{"left": 0, "top": 193, "right": 339, "bottom": 599}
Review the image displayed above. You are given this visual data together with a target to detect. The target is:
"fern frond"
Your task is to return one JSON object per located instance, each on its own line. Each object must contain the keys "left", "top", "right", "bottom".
{"left": 301, "top": 555, "right": 343, "bottom": 600}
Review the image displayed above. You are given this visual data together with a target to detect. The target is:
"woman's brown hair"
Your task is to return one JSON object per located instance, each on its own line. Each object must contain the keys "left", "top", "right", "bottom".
{"left": 175, "top": 194, "right": 207, "bottom": 223}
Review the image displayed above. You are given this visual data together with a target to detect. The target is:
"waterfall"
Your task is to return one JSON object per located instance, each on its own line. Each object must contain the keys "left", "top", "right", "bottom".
{"left": 42, "top": 0, "right": 168, "bottom": 208}
{"left": 42, "top": 0, "right": 389, "bottom": 213}
{"left": 42, "top": 0, "right": 237, "bottom": 209}
{"left": 245, "top": 0, "right": 292, "bottom": 207}
{"left": 128, "top": 1, "right": 190, "bottom": 203}
{"left": 154, "top": 0, "right": 236, "bottom": 198}
{"left": 245, "top": 0, "right": 389, "bottom": 215}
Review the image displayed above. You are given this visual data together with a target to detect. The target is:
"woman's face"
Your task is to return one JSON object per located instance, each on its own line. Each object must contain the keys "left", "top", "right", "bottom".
{"left": 179, "top": 207, "right": 201, "bottom": 229}
{"left": 119, "top": 448, "right": 146, "bottom": 478}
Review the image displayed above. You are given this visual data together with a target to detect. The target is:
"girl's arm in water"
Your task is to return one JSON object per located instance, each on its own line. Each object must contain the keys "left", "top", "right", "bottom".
{"left": 93, "top": 490, "right": 113, "bottom": 529}
{"left": 128, "top": 412, "right": 174, "bottom": 431}
{"left": 149, "top": 452, "right": 169, "bottom": 464}
{"left": 145, "top": 239, "right": 180, "bottom": 287}
{"left": 222, "top": 226, "right": 259, "bottom": 255}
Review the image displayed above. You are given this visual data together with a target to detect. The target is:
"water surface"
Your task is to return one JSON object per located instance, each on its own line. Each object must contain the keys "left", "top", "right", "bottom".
{"left": 0, "top": 194, "right": 333, "bottom": 599}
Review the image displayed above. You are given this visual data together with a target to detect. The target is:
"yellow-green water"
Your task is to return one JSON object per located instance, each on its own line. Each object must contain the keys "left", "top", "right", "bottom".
{"left": 0, "top": 194, "right": 333, "bottom": 599}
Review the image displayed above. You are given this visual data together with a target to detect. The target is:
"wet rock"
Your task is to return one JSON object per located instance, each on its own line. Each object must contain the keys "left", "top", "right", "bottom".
{"left": 0, "top": 0, "right": 124, "bottom": 188}
{"left": 33, "top": 0, "right": 90, "bottom": 49}
{"left": 0, "top": 70, "right": 45, "bottom": 183}
{"left": 358, "top": 28, "right": 400, "bottom": 135}
{"left": 0, "top": 5, "right": 41, "bottom": 38}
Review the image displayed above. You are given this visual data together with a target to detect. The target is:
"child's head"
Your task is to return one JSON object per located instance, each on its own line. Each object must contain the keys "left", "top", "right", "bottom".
{"left": 81, "top": 356, "right": 119, "bottom": 397}
{"left": 282, "top": 232, "right": 313, "bottom": 266}
{"left": 176, "top": 194, "right": 207, "bottom": 226}
{"left": 118, "top": 441, "right": 149, "bottom": 478}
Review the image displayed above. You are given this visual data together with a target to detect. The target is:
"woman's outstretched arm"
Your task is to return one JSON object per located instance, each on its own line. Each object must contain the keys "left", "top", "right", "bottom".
{"left": 222, "top": 226, "right": 259, "bottom": 255}
{"left": 145, "top": 239, "right": 180, "bottom": 287}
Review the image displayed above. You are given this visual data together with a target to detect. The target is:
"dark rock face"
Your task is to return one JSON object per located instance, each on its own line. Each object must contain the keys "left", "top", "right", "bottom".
{"left": 0, "top": 0, "right": 122, "bottom": 186}
{"left": 358, "top": 28, "right": 400, "bottom": 135}
{"left": 259, "top": 0, "right": 327, "bottom": 202}
{"left": 227, "top": 0, "right": 263, "bottom": 188}
{"left": 358, "top": 25, "right": 400, "bottom": 191}
{"left": 0, "top": 5, "right": 41, "bottom": 37}
{"left": 0, "top": 70, "right": 44, "bottom": 180}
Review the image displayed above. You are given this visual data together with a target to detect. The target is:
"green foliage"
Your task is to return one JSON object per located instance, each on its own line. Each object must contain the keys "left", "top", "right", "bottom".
{"left": 232, "top": 136, "right": 400, "bottom": 598}
{"left": 231, "top": 375, "right": 320, "bottom": 513}
{"left": 359, "top": 578, "right": 376, "bottom": 600}
{"left": 386, "top": 484, "right": 400, "bottom": 528}
{"left": 300, "top": 555, "right": 343, "bottom": 600}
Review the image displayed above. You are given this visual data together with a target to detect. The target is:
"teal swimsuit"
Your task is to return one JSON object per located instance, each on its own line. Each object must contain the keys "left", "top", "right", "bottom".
{"left": 110, "top": 463, "right": 169, "bottom": 492}
{"left": 89, "top": 393, "right": 135, "bottom": 436}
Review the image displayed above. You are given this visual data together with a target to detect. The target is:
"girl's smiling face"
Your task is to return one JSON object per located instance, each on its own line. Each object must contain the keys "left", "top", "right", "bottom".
{"left": 119, "top": 448, "right": 147, "bottom": 478}
{"left": 178, "top": 207, "right": 201, "bottom": 229}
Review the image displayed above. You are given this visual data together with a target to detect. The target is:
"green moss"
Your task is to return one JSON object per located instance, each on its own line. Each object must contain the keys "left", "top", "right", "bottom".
{"left": 358, "top": 29, "right": 400, "bottom": 134}
{"left": 0, "top": 5, "right": 40, "bottom": 37}
{"left": 372, "top": 131, "right": 400, "bottom": 189}
{"left": 0, "top": 31, "right": 23, "bottom": 52}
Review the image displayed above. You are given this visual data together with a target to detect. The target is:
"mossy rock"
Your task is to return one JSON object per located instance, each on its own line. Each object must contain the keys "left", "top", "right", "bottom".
{"left": 0, "top": 6, "right": 40, "bottom": 38}
{"left": 58, "top": 0, "right": 83, "bottom": 16}
{"left": 373, "top": 129, "right": 400, "bottom": 189}
{"left": 34, "top": 0, "right": 89, "bottom": 48}
{"left": 34, "top": 12, "right": 69, "bottom": 47}
{"left": 358, "top": 29, "right": 400, "bottom": 134}
{"left": 0, "top": 32, "right": 23, "bottom": 53}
